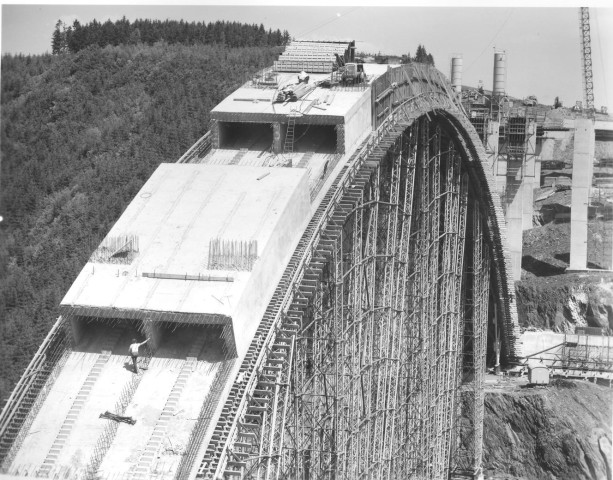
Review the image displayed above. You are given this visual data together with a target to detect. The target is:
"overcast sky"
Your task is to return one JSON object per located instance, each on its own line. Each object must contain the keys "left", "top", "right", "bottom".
{"left": 1, "top": 2, "right": 612, "bottom": 108}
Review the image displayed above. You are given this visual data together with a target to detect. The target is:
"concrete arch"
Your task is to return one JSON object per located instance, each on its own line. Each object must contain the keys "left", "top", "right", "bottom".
{"left": 212, "top": 99, "right": 521, "bottom": 480}
{"left": 199, "top": 63, "right": 522, "bottom": 480}
{"left": 373, "top": 65, "right": 521, "bottom": 362}
{"left": 429, "top": 108, "right": 521, "bottom": 362}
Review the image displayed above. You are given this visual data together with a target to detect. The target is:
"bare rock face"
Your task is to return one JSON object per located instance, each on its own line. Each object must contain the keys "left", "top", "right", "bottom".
{"left": 516, "top": 276, "right": 613, "bottom": 332}
{"left": 482, "top": 380, "right": 612, "bottom": 480}
{"left": 586, "top": 284, "right": 613, "bottom": 329}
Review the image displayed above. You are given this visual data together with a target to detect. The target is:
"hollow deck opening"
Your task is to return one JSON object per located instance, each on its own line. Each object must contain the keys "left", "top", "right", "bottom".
{"left": 218, "top": 121, "right": 271, "bottom": 150}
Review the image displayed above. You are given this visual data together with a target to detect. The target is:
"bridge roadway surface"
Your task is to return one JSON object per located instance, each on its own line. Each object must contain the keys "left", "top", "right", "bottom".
{"left": 8, "top": 324, "right": 225, "bottom": 478}
{"left": 2, "top": 123, "right": 369, "bottom": 479}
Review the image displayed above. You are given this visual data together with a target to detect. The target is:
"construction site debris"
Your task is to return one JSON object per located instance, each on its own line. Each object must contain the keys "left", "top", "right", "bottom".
{"left": 233, "top": 97, "right": 273, "bottom": 103}
{"left": 142, "top": 271, "right": 235, "bottom": 282}
{"left": 99, "top": 411, "right": 136, "bottom": 425}
{"left": 274, "top": 81, "right": 317, "bottom": 103}
{"left": 523, "top": 95, "right": 538, "bottom": 106}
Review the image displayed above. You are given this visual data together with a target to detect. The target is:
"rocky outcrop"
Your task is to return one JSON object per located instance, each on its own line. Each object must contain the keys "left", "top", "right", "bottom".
{"left": 516, "top": 276, "right": 613, "bottom": 332}
{"left": 482, "top": 380, "right": 612, "bottom": 480}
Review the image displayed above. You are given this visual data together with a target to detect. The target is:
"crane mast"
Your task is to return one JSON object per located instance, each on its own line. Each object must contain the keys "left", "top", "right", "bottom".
{"left": 579, "top": 7, "right": 595, "bottom": 112}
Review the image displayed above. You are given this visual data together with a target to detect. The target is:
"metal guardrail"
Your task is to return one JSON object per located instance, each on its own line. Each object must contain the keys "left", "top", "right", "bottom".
{"left": 0, "top": 316, "right": 69, "bottom": 467}
{"left": 177, "top": 131, "right": 213, "bottom": 164}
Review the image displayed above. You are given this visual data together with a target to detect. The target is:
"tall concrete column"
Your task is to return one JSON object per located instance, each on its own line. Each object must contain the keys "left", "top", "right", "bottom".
{"left": 522, "top": 121, "right": 537, "bottom": 230}
{"left": 569, "top": 118, "right": 595, "bottom": 270}
{"left": 506, "top": 177, "right": 523, "bottom": 281}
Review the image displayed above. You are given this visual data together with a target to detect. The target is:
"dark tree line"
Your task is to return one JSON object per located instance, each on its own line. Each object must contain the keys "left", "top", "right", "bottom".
{"left": 401, "top": 44, "right": 435, "bottom": 66}
{"left": 52, "top": 17, "right": 291, "bottom": 54}
{"left": 0, "top": 42, "right": 281, "bottom": 403}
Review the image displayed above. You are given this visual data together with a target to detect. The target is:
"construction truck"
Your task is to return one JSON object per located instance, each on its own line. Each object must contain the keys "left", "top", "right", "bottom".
{"left": 523, "top": 95, "right": 538, "bottom": 106}
{"left": 334, "top": 53, "right": 366, "bottom": 85}
{"left": 341, "top": 62, "right": 365, "bottom": 85}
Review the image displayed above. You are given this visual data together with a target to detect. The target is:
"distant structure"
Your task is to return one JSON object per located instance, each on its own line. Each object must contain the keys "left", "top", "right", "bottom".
{"left": 579, "top": 7, "right": 595, "bottom": 112}
{"left": 450, "top": 54, "right": 463, "bottom": 93}
{"left": 1, "top": 40, "right": 519, "bottom": 480}
{"left": 492, "top": 50, "right": 506, "bottom": 97}
{"left": 458, "top": 39, "right": 612, "bottom": 278}
{"left": 460, "top": 50, "right": 538, "bottom": 281}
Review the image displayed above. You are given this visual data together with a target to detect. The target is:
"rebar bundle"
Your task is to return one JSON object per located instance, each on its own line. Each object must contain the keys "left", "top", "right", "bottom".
{"left": 208, "top": 238, "right": 259, "bottom": 272}
{"left": 90, "top": 234, "right": 140, "bottom": 265}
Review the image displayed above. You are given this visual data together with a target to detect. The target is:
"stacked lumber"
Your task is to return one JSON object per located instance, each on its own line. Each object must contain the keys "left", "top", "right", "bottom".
{"left": 274, "top": 82, "right": 317, "bottom": 103}
{"left": 275, "top": 40, "right": 351, "bottom": 73}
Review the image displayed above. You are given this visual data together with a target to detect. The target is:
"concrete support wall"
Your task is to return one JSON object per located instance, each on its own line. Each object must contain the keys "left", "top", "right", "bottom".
{"left": 232, "top": 172, "right": 311, "bottom": 357}
{"left": 336, "top": 124, "right": 345, "bottom": 155}
{"left": 569, "top": 119, "right": 595, "bottom": 270}
{"left": 70, "top": 316, "right": 86, "bottom": 346}
{"left": 210, "top": 120, "right": 220, "bottom": 149}
{"left": 142, "top": 318, "right": 163, "bottom": 351}
{"left": 344, "top": 89, "right": 372, "bottom": 152}
{"left": 272, "top": 122, "right": 283, "bottom": 154}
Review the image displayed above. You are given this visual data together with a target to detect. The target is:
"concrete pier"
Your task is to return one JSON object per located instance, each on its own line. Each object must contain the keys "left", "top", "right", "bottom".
{"left": 569, "top": 119, "right": 595, "bottom": 270}
{"left": 522, "top": 121, "right": 538, "bottom": 230}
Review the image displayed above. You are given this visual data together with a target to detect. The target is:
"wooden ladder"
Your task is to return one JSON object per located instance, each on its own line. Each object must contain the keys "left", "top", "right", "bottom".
{"left": 283, "top": 109, "right": 299, "bottom": 155}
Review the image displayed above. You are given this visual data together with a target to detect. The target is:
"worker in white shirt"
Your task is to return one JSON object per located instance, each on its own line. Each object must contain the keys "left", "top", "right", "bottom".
{"left": 129, "top": 338, "right": 149, "bottom": 373}
{"left": 298, "top": 70, "right": 309, "bottom": 84}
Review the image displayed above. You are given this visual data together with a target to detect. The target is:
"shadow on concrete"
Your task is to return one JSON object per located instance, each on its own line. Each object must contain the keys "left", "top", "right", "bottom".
{"left": 553, "top": 253, "right": 604, "bottom": 270}
{"left": 72, "top": 320, "right": 226, "bottom": 362}
{"left": 150, "top": 324, "right": 226, "bottom": 361}
{"left": 554, "top": 252, "right": 570, "bottom": 263}
{"left": 521, "top": 255, "right": 566, "bottom": 276}
{"left": 123, "top": 361, "right": 137, "bottom": 373}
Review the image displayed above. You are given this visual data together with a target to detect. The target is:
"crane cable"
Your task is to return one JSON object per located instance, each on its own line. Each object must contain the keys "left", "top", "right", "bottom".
{"left": 464, "top": 9, "right": 514, "bottom": 73}
{"left": 295, "top": 7, "right": 360, "bottom": 39}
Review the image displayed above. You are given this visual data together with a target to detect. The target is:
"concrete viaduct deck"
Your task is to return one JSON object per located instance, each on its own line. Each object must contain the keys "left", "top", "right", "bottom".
{"left": 1, "top": 41, "right": 519, "bottom": 480}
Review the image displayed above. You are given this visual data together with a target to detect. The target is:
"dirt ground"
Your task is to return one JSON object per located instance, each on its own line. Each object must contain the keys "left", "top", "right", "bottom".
{"left": 481, "top": 376, "right": 612, "bottom": 480}
{"left": 522, "top": 220, "right": 612, "bottom": 279}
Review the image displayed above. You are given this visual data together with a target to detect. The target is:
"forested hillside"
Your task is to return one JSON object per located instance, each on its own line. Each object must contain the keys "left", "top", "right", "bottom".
{"left": 0, "top": 42, "right": 282, "bottom": 403}
{"left": 52, "top": 17, "right": 290, "bottom": 54}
